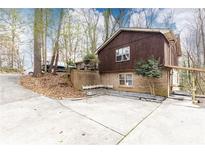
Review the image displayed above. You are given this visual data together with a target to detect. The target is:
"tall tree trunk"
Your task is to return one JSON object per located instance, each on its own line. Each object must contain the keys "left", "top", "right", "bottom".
{"left": 49, "top": 9, "right": 64, "bottom": 74}
{"left": 41, "top": 19, "right": 45, "bottom": 71}
{"left": 103, "top": 9, "right": 111, "bottom": 41}
{"left": 43, "top": 9, "right": 48, "bottom": 73}
{"left": 198, "top": 9, "right": 205, "bottom": 66}
{"left": 48, "top": 44, "right": 56, "bottom": 73}
{"left": 44, "top": 26, "right": 47, "bottom": 72}
{"left": 42, "top": 9, "right": 48, "bottom": 72}
{"left": 53, "top": 45, "right": 59, "bottom": 74}
{"left": 10, "top": 9, "right": 21, "bottom": 69}
{"left": 53, "top": 9, "right": 64, "bottom": 74}
{"left": 10, "top": 9, "right": 16, "bottom": 69}
{"left": 33, "top": 9, "right": 43, "bottom": 77}
{"left": 11, "top": 30, "right": 15, "bottom": 68}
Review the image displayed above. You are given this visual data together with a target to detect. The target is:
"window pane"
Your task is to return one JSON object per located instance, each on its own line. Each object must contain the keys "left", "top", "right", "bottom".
{"left": 126, "top": 52, "right": 130, "bottom": 60}
{"left": 126, "top": 74, "right": 132, "bottom": 80}
{"left": 119, "top": 48, "right": 123, "bottom": 55}
{"left": 123, "top": 47, "right": 130, "bottom": 61}
{"left": 126, "top": 80, "right": 132, "bottom": 86}
{"left": 119, "top": 74, "right": 125, "bottom": 80}
{"left": 124, "top": 47, "right": 130, "bottom": 54}
{"left": 116, "top": 49, "right": 120, "bottom": 56}
{"left": 116, "top": 46, "right": 130, "bottom": 62}
{"left": 119, "top": 74, "right": 132, "bottom": 86}
{"left": 122, "top": 54, "right": 127, "bottom": 60}
{"left": 122, "top": 48, "right": 125, "bottom": 54}
{"left": 122, "top": 54, "right": 129, "bottom": 60}
{"left": 126, "top": 74, "right": 132, "bottom": 86}
{"left": 116, "top": 55, "right": 122, "bottom": 62}
{"left": 120, "top": 80, "right": 125, "bottom": 85}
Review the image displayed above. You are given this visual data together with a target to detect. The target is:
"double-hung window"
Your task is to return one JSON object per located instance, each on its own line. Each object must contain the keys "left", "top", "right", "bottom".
{"left": 116, "top": 46, "right": 130, "bottom": 62}
{"left": 119, "top": 73, "right": 133, "bottom": 86}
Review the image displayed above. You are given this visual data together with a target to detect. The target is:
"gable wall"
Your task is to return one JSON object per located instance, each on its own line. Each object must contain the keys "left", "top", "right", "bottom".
{"left": 98, "top": 31, "right": 167, "bottom": 73}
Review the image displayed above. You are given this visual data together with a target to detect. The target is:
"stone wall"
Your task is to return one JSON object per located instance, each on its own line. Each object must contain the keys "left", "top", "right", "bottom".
{"left": 71, "top": 69, "right": 101, "bottom": 90}
{"left": 100, "top": 70, "right": 170, "bottom": 97}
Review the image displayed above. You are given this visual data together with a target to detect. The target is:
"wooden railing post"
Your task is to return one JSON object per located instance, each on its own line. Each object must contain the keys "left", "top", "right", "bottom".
{"left": 191, "top": 71, "right": 197, "bottom": 104}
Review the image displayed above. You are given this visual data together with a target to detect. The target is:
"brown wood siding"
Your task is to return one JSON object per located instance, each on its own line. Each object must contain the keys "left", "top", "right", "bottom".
{"left": 171, "top": 42, "right": 179, "bottom": 66}
{"left": 98, "top": 31, "right": 167, "bottom": 73}
{"left": 164, "top": 41, "right": 178, "bottom": 66}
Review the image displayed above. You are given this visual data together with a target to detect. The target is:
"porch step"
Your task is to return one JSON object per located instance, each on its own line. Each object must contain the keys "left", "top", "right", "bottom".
{"left": 172, "top": 90, "right": 191, "bottom": 96}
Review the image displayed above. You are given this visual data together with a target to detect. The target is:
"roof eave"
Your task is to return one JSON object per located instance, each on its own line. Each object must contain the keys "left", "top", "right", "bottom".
{"left": 95, "top": 28, "right": 122, "bottom": 54}
{"left": 95, "top": 28, "right": 175, "bottom": 54}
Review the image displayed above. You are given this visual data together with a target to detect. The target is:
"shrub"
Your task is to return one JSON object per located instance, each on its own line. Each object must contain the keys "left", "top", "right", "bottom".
{"left": 83, "top": 52, "right": 98, "bottom": 64}
{"left": 135, "top": 56, "right": 162, "bottom": 95}
{"left": 66, "top": 59, "right": 75, "bottom": 67}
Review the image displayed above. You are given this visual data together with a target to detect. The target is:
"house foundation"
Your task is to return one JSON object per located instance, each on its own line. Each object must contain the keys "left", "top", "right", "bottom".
{"left": 100, "top": 69, "right": 170, "bottom": 97}
{"left": 71, "top": 69, "right": 170, "bottom": 97}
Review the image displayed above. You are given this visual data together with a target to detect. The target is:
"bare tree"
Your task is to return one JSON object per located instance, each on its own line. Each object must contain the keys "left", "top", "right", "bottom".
{"left": 110, "top": 9, "right": 132, "bottom": 32}
{"left": 162, "top": 9, "right": 175, "bottom": 29}
{"left": 186, "top": 9, "right": 205, "bottom": 67}
{"left": 61, "top": 9, "right": 82, "bottom": 64}
{"left": 48, "top": 9, "right": 64, "bottom": 74}
{"left": 81, "top": 9, "right": 99, "bottom": 53}
{"left": 41, "top": 9, "right": 50, "bottom": 72}
{"left": 0, "top": 9, "right": 24, "bottom": 70}
{"left": 142, "top": 8, "right": 161, "bottom": 28}
{"left": 103, "top": 8, "right": 112, "bottom": 41}
{"left": 180, "top": 9, "right": 205, "bottom": 94}
{"left": 130, "top": 9, "right": 146, "bottom": 28}
{"left": 198, "top": 9, "right": 205, "bottom": 66}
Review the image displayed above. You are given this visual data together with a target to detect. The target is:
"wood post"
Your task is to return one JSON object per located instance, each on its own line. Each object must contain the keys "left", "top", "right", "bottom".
{"left": 191, "top": 71, "right": 197, "bottom": 104}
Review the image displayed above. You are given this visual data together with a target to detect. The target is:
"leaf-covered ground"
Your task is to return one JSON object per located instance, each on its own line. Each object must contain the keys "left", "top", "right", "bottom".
{"left": 20, "top": 73, "right": 85, "bottom": 99}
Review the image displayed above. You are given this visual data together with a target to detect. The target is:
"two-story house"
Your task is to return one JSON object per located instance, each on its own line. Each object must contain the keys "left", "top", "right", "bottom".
{"left": 96, "top": 28, "right": 181, "bottom": 96}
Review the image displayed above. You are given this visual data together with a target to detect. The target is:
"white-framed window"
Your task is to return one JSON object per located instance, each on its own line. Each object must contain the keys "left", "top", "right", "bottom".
{"left": 116, "top": 46, "right": 130, "bottom": 62}
{"left": 119, "top": 73, "right": 133, "bottom": 86}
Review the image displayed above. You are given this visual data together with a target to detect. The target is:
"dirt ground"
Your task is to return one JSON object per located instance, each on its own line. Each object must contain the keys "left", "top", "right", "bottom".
{"left": 20, "top": 73, "right": 85, "bottom": 99}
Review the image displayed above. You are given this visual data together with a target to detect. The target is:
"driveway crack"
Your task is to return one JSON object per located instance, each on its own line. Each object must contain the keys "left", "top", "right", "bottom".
{"left": 116, "top": 103, "right": 162, "bottom": 144}
{"left": 57, "top": 100, "right": 125, "bottom": 137}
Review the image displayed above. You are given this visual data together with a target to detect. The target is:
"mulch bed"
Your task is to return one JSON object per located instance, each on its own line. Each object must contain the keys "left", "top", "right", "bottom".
{"left": 20, "top": 73, "right": 85, "bottom": 99}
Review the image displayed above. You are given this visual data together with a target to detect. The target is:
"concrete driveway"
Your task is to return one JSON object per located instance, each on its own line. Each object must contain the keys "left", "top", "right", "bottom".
{"left": 1, "top": 74, "right": 205, "bottom": 144}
